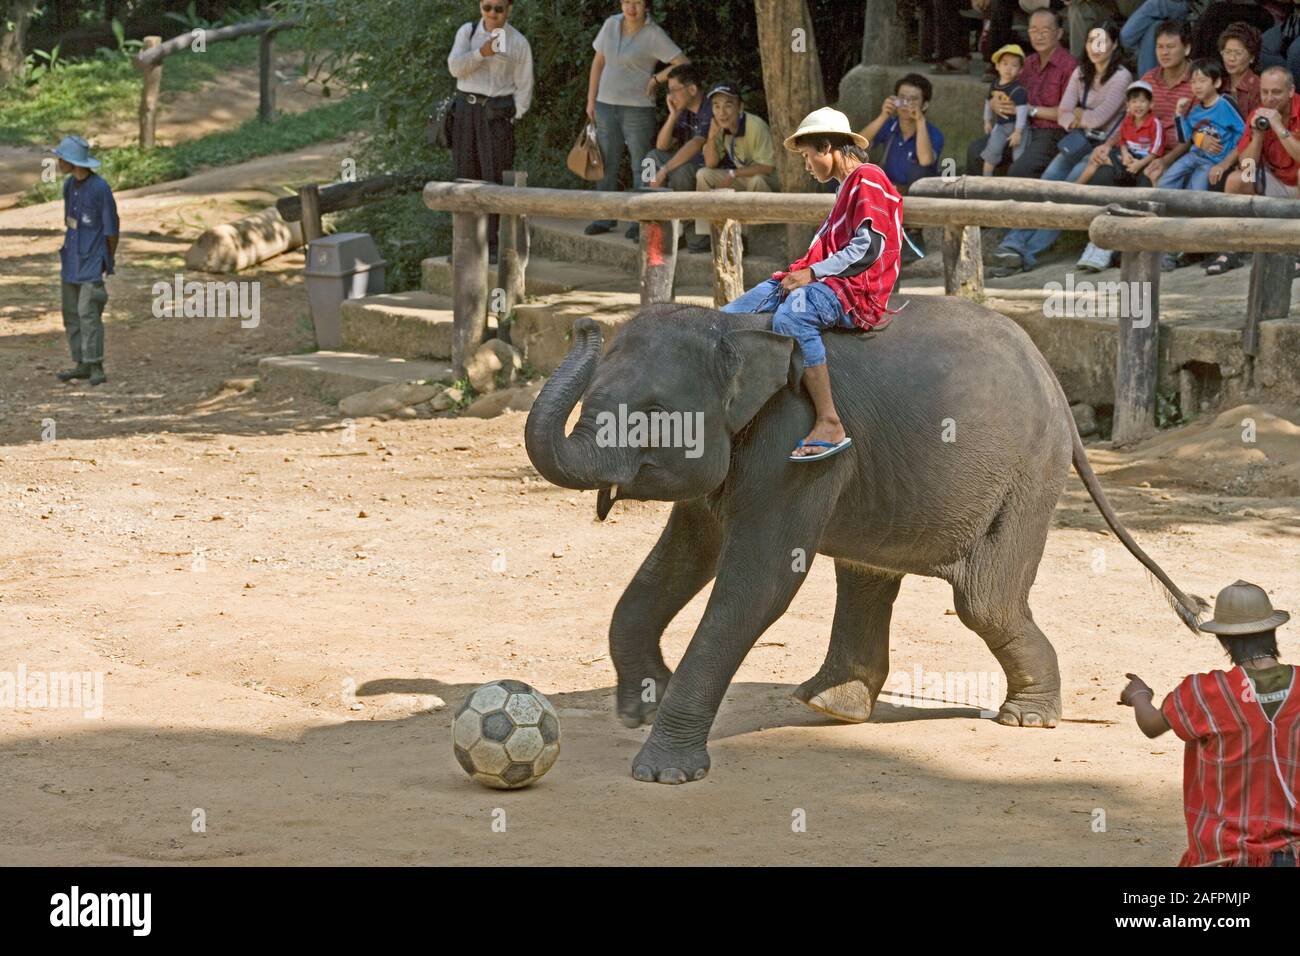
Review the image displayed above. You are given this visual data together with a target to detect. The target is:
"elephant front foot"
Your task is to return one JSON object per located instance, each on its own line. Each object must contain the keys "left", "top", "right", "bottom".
{"left": 793, "top": 672, "right": 876, "bottom": 723}
{"left": 631, "top": 735, "right": 710, "bottom": 785}
{"left": 616, "top": 666, "right": 672, "bottom": 728}
{"left": 995, "top": 690, "right": 1061, "bottom": 728}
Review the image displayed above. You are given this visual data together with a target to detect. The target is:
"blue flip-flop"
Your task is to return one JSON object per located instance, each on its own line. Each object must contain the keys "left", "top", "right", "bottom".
{"left": 788, "top": 437, "right": 853, "bottom": 462}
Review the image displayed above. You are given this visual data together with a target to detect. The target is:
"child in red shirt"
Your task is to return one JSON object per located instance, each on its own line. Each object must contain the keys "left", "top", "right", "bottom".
{"left": 1077, "top": 80, "right": 1165, "bottom": 185}
{"left": 1121, "top": 580, "right": 1297, "bottom": 867}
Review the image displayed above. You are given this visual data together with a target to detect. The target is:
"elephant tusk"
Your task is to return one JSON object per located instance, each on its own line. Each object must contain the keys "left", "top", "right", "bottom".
{"left": 596, "top": 484, "right": 619, "bottom": 522}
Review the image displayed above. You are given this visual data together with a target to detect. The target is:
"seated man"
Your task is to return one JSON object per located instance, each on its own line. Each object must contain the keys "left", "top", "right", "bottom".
{"left": 720, "top": 108, "right": 904, "bottom": 462}
{"left": 691, "top": 83, "right": 779, "bottom": 253}
{"left": 1224, "top": 65, "right": 1300, "bottom": 276}
{"left": 642, "top": 63, "right": 712, "bottom": 245}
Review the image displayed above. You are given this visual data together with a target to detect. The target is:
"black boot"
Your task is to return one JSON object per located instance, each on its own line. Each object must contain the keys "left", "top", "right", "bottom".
{"left": 88, "top": 363, "right": 107, "bottom": 386}
{"left": 57, "top": 362, "right": 91, "bottom": 382}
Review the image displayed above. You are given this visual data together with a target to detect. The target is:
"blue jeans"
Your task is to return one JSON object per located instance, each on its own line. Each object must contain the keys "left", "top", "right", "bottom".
{"left": 1120, "top": 0, "right": 1188, "bottom": 77}
{"left": 592, "top": 101, "right": 657, "bottom": 227}
{"left": 996, "top": 154, "right": 1089, "bottom": 270}
{"left": 1260, "top": 25, "right": 1300, "bottom": 83}
{"left": 720, "top": 278, "right": 855, "bottom": 367}
{"left": 1159, "top": 149, "right": 1216, "bottom": 190}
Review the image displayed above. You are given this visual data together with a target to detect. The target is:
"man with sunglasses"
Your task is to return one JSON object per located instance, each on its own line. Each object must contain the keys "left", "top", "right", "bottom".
{"left": 448, "top": 0, "right": 535, "bottom": 264}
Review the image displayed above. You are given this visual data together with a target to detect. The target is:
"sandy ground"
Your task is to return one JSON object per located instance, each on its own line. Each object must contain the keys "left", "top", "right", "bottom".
{"left": 0, "top": 53, "right": 331, "bottom": 208}
{"left": 2, "top": 149, "right": 1299, "bottom": 866}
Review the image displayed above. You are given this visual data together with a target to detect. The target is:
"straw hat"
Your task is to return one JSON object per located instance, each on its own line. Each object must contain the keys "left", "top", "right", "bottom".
{"left": 1199, "top": 580, "right": 1291, "bottom": 635}
{"left": 782, "top": 107, "right": 869, "bottom": 152}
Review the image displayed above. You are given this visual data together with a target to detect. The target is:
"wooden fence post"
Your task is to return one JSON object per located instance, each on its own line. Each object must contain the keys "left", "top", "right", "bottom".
{"left": 496, "top": 170, "right": 529, "bottom": 326}
{"left": 452, "top": 210, "right": 490, "bottom": 379}
{"left": 637, "top": 187, "right": 678, "bottom": 305}
{"left": 941, "top": 225, "right": 983, "bottom": 298}
{"left": 297, "top": 185, "right": 323, "bottom": 244}
{"left": 710, "top": 218, "right": 743, "bottom": 307}
{"left": 1243, "top": 252, "right": 1292, "bottom": 357}
{"left": 138, "top": 36, "right": 163, "bottom": 148}
{"left": 1113, "top": 248, "right": 1161, "bottom": 445}
{"left": 258, "top": 22, "right": 276, "bottom": 123}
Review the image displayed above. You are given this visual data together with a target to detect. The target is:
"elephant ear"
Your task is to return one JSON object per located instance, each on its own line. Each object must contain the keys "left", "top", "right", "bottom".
{"left": 718, "top": 329, "right": 804, "bottom": 433}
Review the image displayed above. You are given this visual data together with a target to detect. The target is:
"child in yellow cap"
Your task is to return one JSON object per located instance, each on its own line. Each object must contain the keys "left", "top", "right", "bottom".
{"left": 982, "top": 44, "right": 1030, "bottom": 175}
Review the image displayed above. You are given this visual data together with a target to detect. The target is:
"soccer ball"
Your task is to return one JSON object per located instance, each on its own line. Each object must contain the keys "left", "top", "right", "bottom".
{"left": 453, "top": 680, "right": 560, "bottom": 789}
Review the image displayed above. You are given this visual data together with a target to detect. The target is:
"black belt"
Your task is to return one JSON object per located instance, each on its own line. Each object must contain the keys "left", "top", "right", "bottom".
{"left": 457, "top": 91, "right": 513, "bottom": 107}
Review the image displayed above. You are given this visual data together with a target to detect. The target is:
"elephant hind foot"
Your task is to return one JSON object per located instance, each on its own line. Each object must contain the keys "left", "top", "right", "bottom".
{"left": 793, "top": 674, "right": 875, "bottom": 723}
{"left": 616, "top": 667, "right": 672, "bottom": 728}
{"left": 995, "top": 691, "right": 1061, "bottom": 729}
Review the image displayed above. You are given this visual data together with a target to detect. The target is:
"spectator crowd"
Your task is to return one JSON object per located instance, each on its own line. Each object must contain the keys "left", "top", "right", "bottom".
{"left": 446, "top": 0, "right": 1300, "bottom": 278}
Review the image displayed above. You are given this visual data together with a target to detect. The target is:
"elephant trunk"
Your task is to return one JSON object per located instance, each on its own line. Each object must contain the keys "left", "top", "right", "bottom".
{"left": 525, "top": 318, "right": 632, "bottom": 491}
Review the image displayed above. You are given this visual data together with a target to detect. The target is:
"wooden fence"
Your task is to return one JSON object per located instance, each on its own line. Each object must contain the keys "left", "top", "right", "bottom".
{"left": 131, "top": 15, "right": 300, "bottom": 148}
{"left": 420, "top": 175, "right": 1298, "bottom": 443}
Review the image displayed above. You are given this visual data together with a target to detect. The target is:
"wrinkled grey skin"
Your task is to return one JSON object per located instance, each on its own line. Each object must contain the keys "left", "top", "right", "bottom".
{"left": 524, "top": 298, "right": 1205, "bottom": 785}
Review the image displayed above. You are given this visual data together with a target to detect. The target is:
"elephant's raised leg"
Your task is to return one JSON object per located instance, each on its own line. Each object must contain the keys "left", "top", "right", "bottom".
{"left": 950, "top": 497, "right": 1062, "bottom": 728}
{"left": 631, "top": 498, "right": 833, "bottom": 784}
{"left": 794, "top": 562, "right": 902, "bottom": 722}
{"left": 610, "top": 498, "right": 721, "bottom": 728}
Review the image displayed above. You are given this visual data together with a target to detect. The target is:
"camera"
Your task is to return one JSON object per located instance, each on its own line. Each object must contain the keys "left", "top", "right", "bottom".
{"left": 1254, "top": 114, "right": 1271, "bottom": 131}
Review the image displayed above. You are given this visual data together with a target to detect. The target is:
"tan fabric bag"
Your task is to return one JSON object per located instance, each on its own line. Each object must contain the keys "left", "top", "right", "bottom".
{"left": 566, "top": 122, "right": 605, "bottom": 182}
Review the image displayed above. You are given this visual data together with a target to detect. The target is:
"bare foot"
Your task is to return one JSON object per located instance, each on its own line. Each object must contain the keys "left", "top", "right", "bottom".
{"left": 791, "top": 417, "right": 847, "bottom": 458}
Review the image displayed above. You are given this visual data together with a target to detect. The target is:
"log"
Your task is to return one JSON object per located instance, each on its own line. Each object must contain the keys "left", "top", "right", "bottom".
{"left": 1243, "top": 253, "right": 1293, "bottom": 357}
{"left": 1089, "top": 216, "right": 1300, "bottom": 253}
{"left": 133, "top": 18, "right": 299, "bottom": 69}
{"left": 755, "top": 0, "right": 826, "bottom": 259}
{"left": 278, "top": 171, "right": 429, "bottom": 221}
{"left": 496, "top": 170, "right": 528, "bottom": 323}
{"left": 910, "top": 174, "right": 1300, "bottom": 219}
{"left": 941, "top": 225, "right": 983, "bottom": 298}
{"left": 258, "top": 26, "right": 275, "bottom": 123}
{"left": 1112, "top": 250, "right": 1161, "bottom": 445}
{"left": 710, "top": 218, "right": 744, "bottom": 307}
{"left": 422, "top": 181, "right": 1104, "bottom": 229}
{"left": 452, "top": 211, "right": 490, "bottom": 379}
{"left": 138, "top": 36, "right": 162, "bottom": 148}
{"left": 297, "top": 185, "right": 323, "bottom": 244}
{"left": 639, "top": 219, "right": 679, "bottom": 305}
{"left": 184, "top": 207, "right": 303, "bottom": 273}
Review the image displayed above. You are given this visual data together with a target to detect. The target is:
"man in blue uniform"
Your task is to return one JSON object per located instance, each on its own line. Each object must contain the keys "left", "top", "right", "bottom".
{"left": 52, "top": 135, "right": 118, "bottom": 386}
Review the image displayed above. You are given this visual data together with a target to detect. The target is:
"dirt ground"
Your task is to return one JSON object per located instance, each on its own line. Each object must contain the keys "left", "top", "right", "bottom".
{"left": 2, "top": 148, "right": 1299, "bottom": 866}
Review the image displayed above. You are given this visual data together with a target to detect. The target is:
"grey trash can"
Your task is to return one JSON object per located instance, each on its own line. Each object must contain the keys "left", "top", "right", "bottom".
{"left": 302, "top": 232, "right": 388, "bottom": 349}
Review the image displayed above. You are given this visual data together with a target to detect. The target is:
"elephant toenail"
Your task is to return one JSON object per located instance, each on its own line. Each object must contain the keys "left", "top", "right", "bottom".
{"left": 633, "top": 765, "right": 655, "bottom": 782}
{"left": 1024, "top": 713, "right": 1043, "bottom": 727}
{"left": 692, "top": 768, "right": 707, "bottom": 780}
{"left": 659, "top": 768, "right": 687, "bottom": 784}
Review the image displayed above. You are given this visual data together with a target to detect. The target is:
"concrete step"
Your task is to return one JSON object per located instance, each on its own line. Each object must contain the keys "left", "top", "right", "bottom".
{"left": 340, "top": 291, "right": 455, "bottom": 361}
{"left": 512, "top": 289, "right": 714, "bottom": 376}
{"left": 422, "top": 253, "right": 633, "bottom": 299}
{"left": 528, "top": 217, "right": 786, "bottom": 290}
{"left": 258, "top": 351, "right": 456, "bottom": 404}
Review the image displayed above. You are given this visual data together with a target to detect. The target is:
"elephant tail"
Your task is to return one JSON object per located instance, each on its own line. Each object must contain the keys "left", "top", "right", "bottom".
{"left": 1068, "top": 417, "right": 1209, "bottom": 634}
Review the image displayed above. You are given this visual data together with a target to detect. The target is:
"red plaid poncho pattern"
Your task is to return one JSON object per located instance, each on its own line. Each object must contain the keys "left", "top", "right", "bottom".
{"left": 1161, "top": 667, "right": 1300, "bottom": 867}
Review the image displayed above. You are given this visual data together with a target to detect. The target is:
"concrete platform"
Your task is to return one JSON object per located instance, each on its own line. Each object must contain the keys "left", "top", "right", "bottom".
{"left": 422, "top": 253, "right": 634, "bottom": 299}
{"left": 258, "top": 351, "right": 456, "bottom": 404}
{"left": 340, "top": 292, "right": 455, "bottom": 361}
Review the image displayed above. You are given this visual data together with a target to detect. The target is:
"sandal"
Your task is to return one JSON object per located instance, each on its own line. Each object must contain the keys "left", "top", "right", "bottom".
{"left": 1205, "top": 253, "right": 1242, "bottom": 276}
{"left": 789, "top": 437, "right": 853, "bottom": 462}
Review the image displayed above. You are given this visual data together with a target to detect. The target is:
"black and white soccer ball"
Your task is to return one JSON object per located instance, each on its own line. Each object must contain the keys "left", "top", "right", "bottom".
{"left": 453, "top": 680, "right": 560, "bottom": 789}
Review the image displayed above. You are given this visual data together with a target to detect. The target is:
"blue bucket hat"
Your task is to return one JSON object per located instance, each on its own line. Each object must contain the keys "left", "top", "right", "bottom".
{"left": 50, "top": 135, "right": 101, "bottom": 170}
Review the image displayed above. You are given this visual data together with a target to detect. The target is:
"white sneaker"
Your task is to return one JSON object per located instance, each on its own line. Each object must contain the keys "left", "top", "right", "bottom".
{"left": 1076, "top": 242, "right": 1114, "bottom": 273}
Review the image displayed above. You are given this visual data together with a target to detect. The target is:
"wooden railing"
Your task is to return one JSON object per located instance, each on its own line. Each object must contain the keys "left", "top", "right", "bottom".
{"left": 131, "top": 14, "right": 300, "bottom": 148}
{"left": 423, "top": 175, "right": 1298, "bottom": 442}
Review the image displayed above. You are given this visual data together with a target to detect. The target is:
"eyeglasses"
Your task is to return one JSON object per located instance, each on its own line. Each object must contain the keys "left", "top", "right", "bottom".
{"left": 481, "top": 3, "right": 507, "bottom": 13}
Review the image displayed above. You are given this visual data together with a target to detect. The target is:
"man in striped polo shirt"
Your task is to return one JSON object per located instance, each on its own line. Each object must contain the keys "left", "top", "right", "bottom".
{"left": 1121, "top": 581, "right": 1297, "bottom": 867}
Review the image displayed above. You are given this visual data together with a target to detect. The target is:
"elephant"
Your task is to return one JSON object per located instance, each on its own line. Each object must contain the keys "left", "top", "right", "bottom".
{"left": 523, "top": 297, "right": 1207, "bottom": 785}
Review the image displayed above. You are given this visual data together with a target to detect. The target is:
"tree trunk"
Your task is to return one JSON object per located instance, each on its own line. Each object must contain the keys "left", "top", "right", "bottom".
{"left": 755, "top": 0, "right": 827, "bottom": 260}
{"left": 862, "top": 0, "right": 907, "bottom": 66}
{"left": 0, "top": 0, "right": 39, "bottom": 87}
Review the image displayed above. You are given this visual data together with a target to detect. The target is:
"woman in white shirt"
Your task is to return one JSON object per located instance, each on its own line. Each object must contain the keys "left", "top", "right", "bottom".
{"left": 584, "top": 0, "right": 689, "bottom": 239}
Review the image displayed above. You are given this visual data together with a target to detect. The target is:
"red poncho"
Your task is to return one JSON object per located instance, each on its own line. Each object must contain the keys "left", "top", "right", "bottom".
{"left": 772, "top": 162, "right": 903, "bottom": 330}
{"left": 1162, "top": 667, "right": 1300, "bottom": 867}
